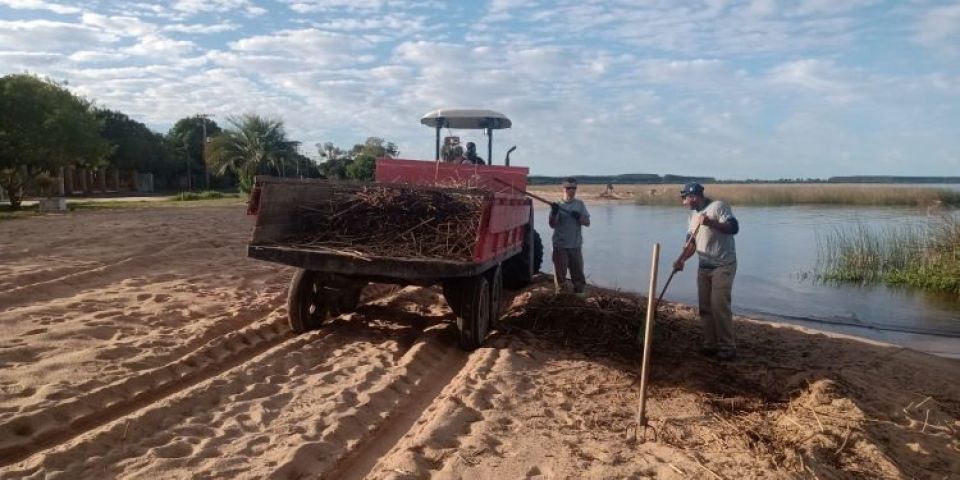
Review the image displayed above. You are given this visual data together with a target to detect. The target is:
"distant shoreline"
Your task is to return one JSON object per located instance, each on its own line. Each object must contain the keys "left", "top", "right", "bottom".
{"left": 529, "top": 183, "right": 960, "bottom": 207}
{"left": 528, "top": 175, "right": 960, "bottom": 186}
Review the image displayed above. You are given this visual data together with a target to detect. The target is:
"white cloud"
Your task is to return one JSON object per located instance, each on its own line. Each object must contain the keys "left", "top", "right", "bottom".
{"left": 0, "top": 0, "right": 80, "bottom": 14}
{"left": 0, "top": 50, "right": 64, "bottom": 68}
{"left": 82, "top": 12, "right": 157, "bottom": 37}
{"left": 766, "top": 59, "right": 861, "bottom": 103}
{"left": 790, "top": 0, "right": 882, "bottom": 16}
{"left": 68, "top": 50, "right": 130, "bottom": 63}
{"left": 230, "top": 28, "right": 373, "bottom": 61}
{"left": 0, "top": 20, "right": 116, "bottom": 52}
{"left": 171, "top": 0, "right": 258, "bottom": 14}
{"left": 123, "top": 35, "right": 196, "bottom": 58}
{"left": 162, "top": 22, "right": 240, "bottom": 34}
{"left": 913, "top": 3, "right": 960, "bottom": 55}
{"left": 283, "top": 0, "right": 388, "bottom": 13}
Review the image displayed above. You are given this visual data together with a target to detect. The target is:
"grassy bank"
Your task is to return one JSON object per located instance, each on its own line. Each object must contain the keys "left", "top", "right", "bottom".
{"left": 816, "top": 215, "right": 960, "bottom": 294}
{"left": 617, "top": 184, "right": 960, "bottom": 207}
{"left": 1, "top": 192, "right": 243, "bottom": 220}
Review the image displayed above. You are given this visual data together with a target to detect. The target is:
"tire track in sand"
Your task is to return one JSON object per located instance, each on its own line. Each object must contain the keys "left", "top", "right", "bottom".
{"left": 0, "top": 314, "right": 293, "bottom": 467}
{"left": 0, "top": 283, "right": 402, "bottom": 469}
{"left": 316, "top": 330, "right": 474, "bottom": 480}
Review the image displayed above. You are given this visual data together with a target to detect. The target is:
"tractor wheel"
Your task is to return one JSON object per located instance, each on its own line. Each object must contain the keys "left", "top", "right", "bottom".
{"left": 454, "top": 274, "right": 491, "bottom": 351}
{"left": 487, "top": 263, "right": 503, "bottom": 325}
{"left": 287, "top": 270, "right": 364, "bottom": 333}
{"left": 503, "top": 227, "right": 543, "bottom": 289}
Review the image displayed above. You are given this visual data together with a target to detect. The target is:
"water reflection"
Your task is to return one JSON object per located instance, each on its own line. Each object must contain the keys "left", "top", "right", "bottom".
{"left": 533, "top": 203, "right": 960, "bottom": 355}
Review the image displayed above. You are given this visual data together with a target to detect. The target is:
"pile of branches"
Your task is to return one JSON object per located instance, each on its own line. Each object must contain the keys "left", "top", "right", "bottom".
{"left": 288, "top": 185, "right": 486, "bottom": 261}
{"left": 500, "top": 289, "right": 648, "bottom": 359}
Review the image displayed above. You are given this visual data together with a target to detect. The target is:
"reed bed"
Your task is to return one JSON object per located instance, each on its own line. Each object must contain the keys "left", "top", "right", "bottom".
{"left": 816, "top": 215, "right": 960, "bottom": 294}
{"left": 530, "top": 184, "right": 960, "bottom": 207}
{"left": 287, "top": 185, "right": 485, "bottom": 261}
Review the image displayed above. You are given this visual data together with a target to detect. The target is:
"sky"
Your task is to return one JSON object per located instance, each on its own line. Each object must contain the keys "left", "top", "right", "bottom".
{"left": 1, "top": 0, "right": 958, "bottom": 179}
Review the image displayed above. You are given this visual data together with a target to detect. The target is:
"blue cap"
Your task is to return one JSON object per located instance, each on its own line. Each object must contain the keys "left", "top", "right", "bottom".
{"left": 680, "top": 182, "right": 704, "bottom": 197}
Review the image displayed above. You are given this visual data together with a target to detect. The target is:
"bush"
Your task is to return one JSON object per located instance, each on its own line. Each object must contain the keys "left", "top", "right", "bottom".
{"left": 171, "top": 190, "right": 235, "bottom": 201}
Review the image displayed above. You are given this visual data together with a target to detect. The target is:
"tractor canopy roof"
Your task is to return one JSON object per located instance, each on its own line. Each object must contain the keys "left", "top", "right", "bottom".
{"left": 420, "top": 109, "right": 512, "bottom": 130}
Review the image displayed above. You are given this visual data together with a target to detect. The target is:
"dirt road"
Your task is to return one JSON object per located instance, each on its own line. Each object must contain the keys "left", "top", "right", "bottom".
{"left": 1, "top": 204, "right": 957, "bottom": 479}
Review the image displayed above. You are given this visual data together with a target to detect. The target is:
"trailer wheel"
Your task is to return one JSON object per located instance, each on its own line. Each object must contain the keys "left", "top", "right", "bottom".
{"left": 456, "top": 274, "right": 491, "bottom": 351}
{"left": 487, "top": 263, "right": 503, "bottom": 325}
{"left": 441, "top": 281, "right": 463, "bottom": 317}
{"left": 287, "top": 270, "right": 363, "bottom": 333}
{"left": 503, "top": 227, "right": 543, "bottom": 289}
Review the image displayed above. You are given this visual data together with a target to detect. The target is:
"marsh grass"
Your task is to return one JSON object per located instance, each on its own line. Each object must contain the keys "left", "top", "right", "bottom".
{"left": 817, "top": 215, "right": 960, "bottom": 294}
{"left": 171, "top": 190, "right": 238, "bottom": 201}
{"left": 583, "top": 184, "right": 960, "bottom": 207}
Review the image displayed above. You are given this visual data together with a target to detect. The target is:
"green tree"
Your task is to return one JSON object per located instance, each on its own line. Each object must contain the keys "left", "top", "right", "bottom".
{"left": 96, "top": 109, "right": 173, "bottom": 189}
{"left": 168, "top": 114, "right": 221, "bottom": 190}
{"left": 204, "top": 114, "right": 299, "bottom": 193}
{"left": 317, "top": 141, "right": 349, "bottom": 179}
{"left": 319, "top": 137, "right": 398, "bottom": 181}
{"left": 0, "top": 74, "right": 112, "bottom": 208}
{"left": 346, "top": 137, "right": 398, "bottom": 181}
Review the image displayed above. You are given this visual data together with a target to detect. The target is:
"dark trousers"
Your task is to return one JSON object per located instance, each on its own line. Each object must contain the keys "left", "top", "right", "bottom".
{"left": 553, "top": 247, "right": 586, "bottom": 293}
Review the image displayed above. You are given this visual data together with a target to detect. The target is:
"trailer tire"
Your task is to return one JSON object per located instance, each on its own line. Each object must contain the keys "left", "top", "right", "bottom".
{"left": 487, "top": 263, "right": 503, "bottom": 325}
{"left": 503, "top": 228, "right": 543, "bottom": 289}
{"left": 287, "top": 270, "right": 363, "bottom": 333}
{"left": 456, "top": 274, "right": 491, "bottom": 351}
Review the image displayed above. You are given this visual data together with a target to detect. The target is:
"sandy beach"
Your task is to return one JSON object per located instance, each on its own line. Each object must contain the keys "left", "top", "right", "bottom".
{"left": 1, "top": 203, "right": 958, "bottom": 479}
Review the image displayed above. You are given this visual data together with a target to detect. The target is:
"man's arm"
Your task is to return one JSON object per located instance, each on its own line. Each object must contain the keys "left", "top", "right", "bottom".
{"left": 672, "top": 235, "right": 696, "bottom": 271}
{"left": 698, "top": 214, "right": 738, "bottom": 234}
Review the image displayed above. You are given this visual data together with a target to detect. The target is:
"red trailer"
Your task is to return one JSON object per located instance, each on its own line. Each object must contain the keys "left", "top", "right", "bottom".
{"left": 247, "top": 110, "right": 543, "bottom": 350}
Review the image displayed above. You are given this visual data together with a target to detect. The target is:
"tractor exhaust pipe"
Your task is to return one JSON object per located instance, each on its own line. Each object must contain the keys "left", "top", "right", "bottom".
{"left": 505, "top": 146, "right": 516, "bottom": 166}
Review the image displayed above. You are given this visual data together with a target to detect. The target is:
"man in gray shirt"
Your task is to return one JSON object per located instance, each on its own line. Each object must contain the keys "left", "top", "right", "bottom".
{"left": 672, "top": 183, "right": 739, "bottom": 360}
{"left": 549, "top": 177, "right": 591, "bottom": 296}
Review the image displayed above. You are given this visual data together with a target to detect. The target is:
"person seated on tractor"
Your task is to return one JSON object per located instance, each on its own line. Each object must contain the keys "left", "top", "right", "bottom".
{"left": 441, "top": 136, "right": 465, "bottom": 163}
{"left": 463, "top": 142, "right": 485, "bottom": 165}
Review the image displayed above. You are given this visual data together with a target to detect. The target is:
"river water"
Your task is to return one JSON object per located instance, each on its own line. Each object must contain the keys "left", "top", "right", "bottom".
{"left": 533, "top": 203, "right": 960, "bottom": 358}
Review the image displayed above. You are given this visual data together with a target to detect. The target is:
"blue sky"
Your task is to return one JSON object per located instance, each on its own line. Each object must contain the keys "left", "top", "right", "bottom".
{"left": 1, "top": 0, "right": 958, "bottom": 179}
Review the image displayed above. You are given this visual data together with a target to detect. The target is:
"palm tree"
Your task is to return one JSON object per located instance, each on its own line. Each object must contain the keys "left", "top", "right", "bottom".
{"left": 205, "top": 114, "right": 299, "bottom": 192}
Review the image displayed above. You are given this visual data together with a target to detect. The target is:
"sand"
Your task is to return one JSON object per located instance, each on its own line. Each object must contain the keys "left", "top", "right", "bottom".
{"left": 1, "top": 203, "right": 958, "bottom": 479}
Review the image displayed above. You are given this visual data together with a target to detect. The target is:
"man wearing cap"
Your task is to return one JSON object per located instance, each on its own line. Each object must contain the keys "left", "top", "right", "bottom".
{"left": 672, "top": 183, "right": 740, "bottom": 361}
{"left": 463, "top": 142, "right": 485, "bottom": 165}
{"left": 549, "top": 177, "right": 591, "bottom": 296}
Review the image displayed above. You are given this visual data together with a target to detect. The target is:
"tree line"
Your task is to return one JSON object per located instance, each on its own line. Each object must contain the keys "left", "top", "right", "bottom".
{"left": 0, "top": 74, "right": 397, "bottom": 209}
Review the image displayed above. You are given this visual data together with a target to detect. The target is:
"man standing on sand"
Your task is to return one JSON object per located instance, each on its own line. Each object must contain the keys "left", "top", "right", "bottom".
{"left": 672, "top": 183, "right": 740, "bottom": 361}
{"left": 549, "top": 178, "right": 590, "bottom": 296}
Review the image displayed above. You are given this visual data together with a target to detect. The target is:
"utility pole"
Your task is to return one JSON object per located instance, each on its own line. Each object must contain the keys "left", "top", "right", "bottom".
{"left": 198, "top": 113, "right": 215, "bottom": 190}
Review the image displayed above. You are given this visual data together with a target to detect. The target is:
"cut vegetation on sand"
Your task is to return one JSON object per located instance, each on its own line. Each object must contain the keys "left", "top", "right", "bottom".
{"left": 1, "top": 205, "right": 958, "bottom": 479}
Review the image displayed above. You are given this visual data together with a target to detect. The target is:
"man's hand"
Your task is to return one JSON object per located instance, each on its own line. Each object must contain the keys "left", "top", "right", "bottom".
{"left": 550, "top": 202, "right": 560, "bottom": 215}
{"left": 673, "top": 257, "right": 685, "bottom": 272}
{"left": 569, "top": 210, "right": 581, "bottom": 221}
{"left": 696, "top": 214, "right": 711, "bottom": 228}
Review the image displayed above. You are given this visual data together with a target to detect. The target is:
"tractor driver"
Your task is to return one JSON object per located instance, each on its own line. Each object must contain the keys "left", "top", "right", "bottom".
{"left": 464, "top": 142, "right": 485, "bottom": 165}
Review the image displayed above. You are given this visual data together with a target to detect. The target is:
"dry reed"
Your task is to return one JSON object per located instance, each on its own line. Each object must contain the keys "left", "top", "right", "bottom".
{"left": 287, "top": 185, "right": 487, "bottom": 261}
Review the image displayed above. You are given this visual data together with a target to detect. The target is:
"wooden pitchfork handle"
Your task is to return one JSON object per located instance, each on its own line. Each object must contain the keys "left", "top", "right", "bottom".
{"left": 492, "top": 177, "right": 554, "bottom": 205}
{"left": 493, "top": 178, "right": 579, "bottom": 218}
{"left": 656, "top": 223, "right": 701, "bottom": 306}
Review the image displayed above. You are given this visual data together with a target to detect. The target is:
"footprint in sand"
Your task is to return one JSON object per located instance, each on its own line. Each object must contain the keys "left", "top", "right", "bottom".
{"left": 153, "top": 294, "right": 171, "bottom": 303}
{"left": 152, "top": 440, "right": 196, "bottom": 459}
{"left": 22, "top": 328, "right": 48, "bottom": 336}
{"left": 136, "top": 293, "right": 152, "bottom": 301}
